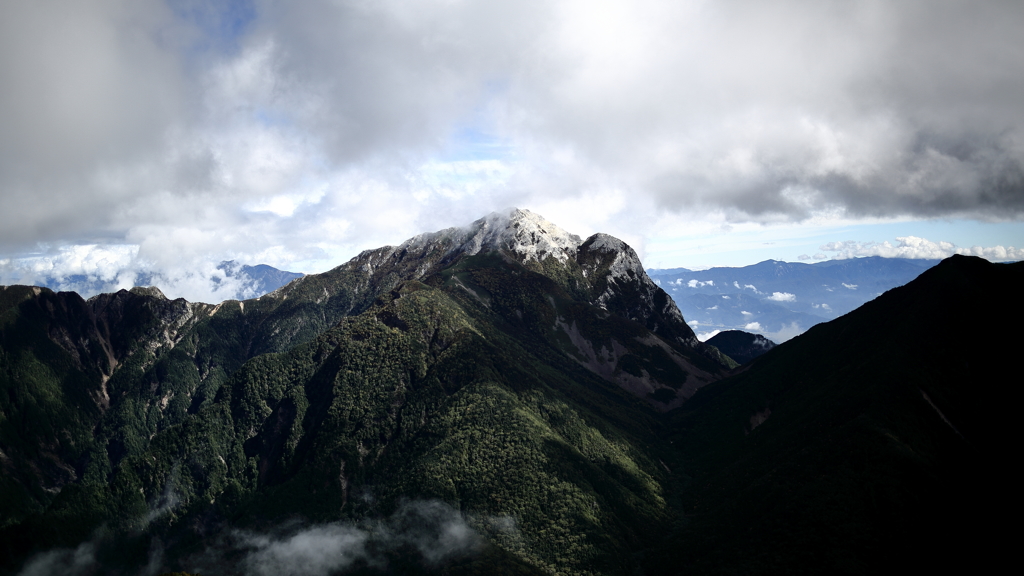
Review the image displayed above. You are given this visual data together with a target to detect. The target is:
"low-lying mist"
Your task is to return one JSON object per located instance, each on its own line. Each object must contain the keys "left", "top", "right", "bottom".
{"left": 17, "top": 500, "right": 486, "bottom": 576}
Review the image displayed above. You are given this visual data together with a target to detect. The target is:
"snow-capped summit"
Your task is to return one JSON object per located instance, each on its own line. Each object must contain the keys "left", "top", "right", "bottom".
{"left": 459, "top": 208, "right": 583, "bottom": 264}
{"left": 397, "top": 208, "right": 582, "bottom": 265}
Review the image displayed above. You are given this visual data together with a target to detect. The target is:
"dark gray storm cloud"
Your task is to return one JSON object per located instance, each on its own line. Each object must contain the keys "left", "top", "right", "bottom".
{"left": 1, "top": 0, "right": 1022, "bottom": 284}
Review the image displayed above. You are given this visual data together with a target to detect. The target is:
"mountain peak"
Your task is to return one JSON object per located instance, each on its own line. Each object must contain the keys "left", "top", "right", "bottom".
{"left": 466, "top": 207, "right": 582, "bottom": 263}
{"left": 398, "top": 207, "right": 582, "bottom": 265}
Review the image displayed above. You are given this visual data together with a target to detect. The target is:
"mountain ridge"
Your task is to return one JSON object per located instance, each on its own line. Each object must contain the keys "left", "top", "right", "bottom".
{"left": 0, "top": 209, "right": 730, "bottom": 576}
{"left": 646, "top": 254, "right": 1020, "bottom": 573}
{"left": 1, "top": 211, "right": 1010, "bottom": 575}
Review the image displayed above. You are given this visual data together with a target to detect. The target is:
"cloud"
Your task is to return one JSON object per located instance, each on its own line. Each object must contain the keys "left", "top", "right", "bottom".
{"left": 2, "top": 0, "right": 1024, "bottom": 282}
{"left": 842, "top": 283, "right": 858, "bottom": 290}
{"left": 241, "top": 524, "right": 370, "bottom": 576}
{"left": 766, "top": 321, "right": 804, "bottom": 343}
{"left": 222, "top": 500, "right": 480, "bottom": 576}
{"left": 0, "top": 245, "right": 264, "bottom": 302}
{"left": 741, "top": 310, "right": 753, "bottom": 316}
{"left": 722, "top": 295, "right": 730, "bottom": 299}
{"left": 696, "top": 329, "right": 721, "bottom": 342}
{"left": 537, "top": 0, "right": 1024, "bottom": 222}
{"left": 797, "top": 253, "right": 830, "bottom": 261}
{"left": 20, "top": 500, "right": 482, "bottom": 576}
{"left": 744, "top": 322, "right": 761, "bottom": 330}
{"left": 16, "top": 542, "right": 97, "bottom": 576}
{"left": 733, "top": 281, "right": 760, "bottom": 293}
{"left": 767, "top": 292, "right": 795, "bottom": 302}
{"left": 821, "top": 236, "right": 1024, "bottom": 261}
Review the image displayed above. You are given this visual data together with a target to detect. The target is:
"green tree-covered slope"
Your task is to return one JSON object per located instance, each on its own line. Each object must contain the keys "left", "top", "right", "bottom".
{"left": 1, "top": 210, "right": 729, "bottom": 575}
{"left": 5, "top": 210, "right": 1008, "bottom": 575}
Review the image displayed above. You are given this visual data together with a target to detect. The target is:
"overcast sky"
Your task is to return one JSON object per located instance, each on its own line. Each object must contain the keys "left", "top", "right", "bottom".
{"left": 1, "top": 0, "right": 1022, "bottom": 301}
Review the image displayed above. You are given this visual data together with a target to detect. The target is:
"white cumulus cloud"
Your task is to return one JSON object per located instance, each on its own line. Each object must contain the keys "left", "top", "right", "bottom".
{"left": 767, "top": 292, "right": 795, "bottom": 302}
{"left": 697, "top": 329, "right": 721, "bottom": 342}
{"left": 0, "top": 245, "right": 265, "bottom": 302}
{"left": 766, "top": 322, "right": 804, "bottom": 342}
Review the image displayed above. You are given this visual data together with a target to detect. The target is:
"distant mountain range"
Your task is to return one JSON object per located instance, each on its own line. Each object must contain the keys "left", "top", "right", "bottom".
{"left": 0, "top": 209, "right": 1013, "bottom": 575}
{"left": 29, "top": 261, "right": 303, "bottom": 302}
{"left": 647, "top": 257, "right": 941, "bottom": 340}
{"left": 215, "top": 261, "right": 304, "bottom": 298}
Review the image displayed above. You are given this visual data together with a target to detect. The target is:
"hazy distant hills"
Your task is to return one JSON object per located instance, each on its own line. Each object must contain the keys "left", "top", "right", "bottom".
{"left": 30, "top": 261, "right": 303, "bottom": 302}
{"left": 648, "top": 257, "right": 940, "bottom": 340}
{"left": 0, "top": 210, "right": 1013, "bottom": 575}
{"left": 215, "top": 261, "right": 304, "bottom": 297}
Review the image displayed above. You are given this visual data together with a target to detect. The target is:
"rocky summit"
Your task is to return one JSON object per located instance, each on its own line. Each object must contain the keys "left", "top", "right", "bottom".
{"left": 0, "top": 210, "right": 1016, "bottom": 575}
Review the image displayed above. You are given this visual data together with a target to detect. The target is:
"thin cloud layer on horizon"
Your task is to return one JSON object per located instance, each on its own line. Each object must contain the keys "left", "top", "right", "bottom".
{"left": 1, "top": 0, "right": 1023, "bottom": 301}
{"left": 813, "top": 236, "right": 1024, "bottom": 262}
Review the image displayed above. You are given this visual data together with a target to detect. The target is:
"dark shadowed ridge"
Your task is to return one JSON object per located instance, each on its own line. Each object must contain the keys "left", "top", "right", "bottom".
{"left": 705, "top": 330, "right": 776, "bottom": 365}
{"left": 647, "top": 255, "right": 1020, "bottom": 574}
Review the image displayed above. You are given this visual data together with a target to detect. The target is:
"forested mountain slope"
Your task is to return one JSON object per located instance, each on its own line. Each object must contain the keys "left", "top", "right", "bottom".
{"left": 0, "top": 209, "right": 730, "bottom": 576}
{"left": 2, "top": 209, "right": 1012, "bottom": 575}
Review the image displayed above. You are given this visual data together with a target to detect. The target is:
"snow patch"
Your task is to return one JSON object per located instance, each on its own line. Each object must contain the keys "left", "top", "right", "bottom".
{"left": 399, "top": 208, "right": 583, "bottom": 265}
